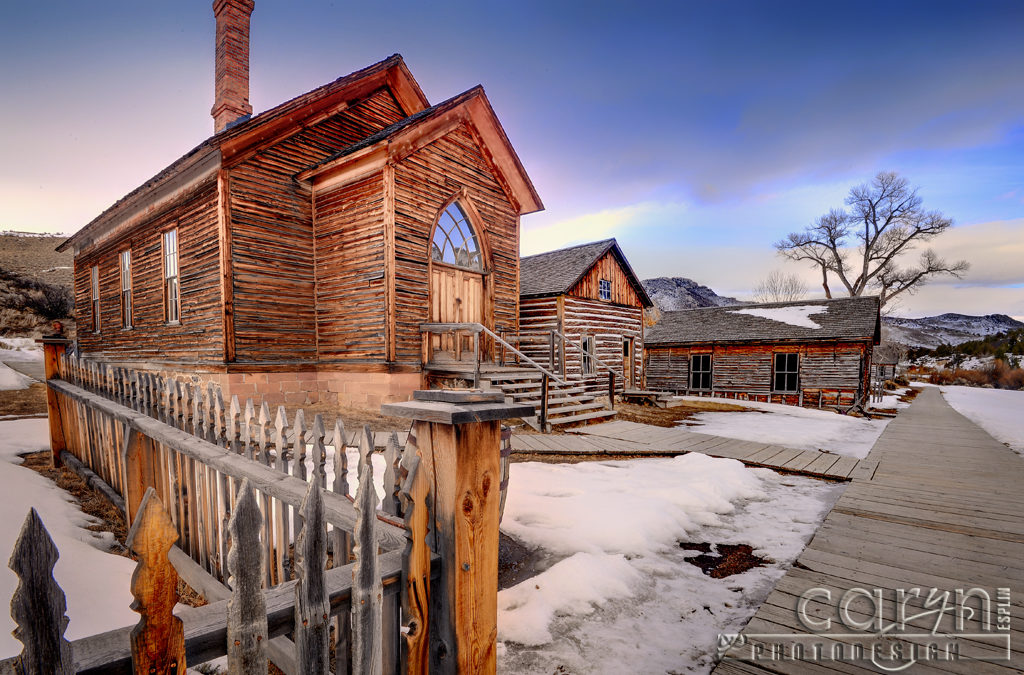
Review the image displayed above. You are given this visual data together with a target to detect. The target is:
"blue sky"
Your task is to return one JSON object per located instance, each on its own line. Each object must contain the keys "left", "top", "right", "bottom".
{"left": 1, "top": 1, "right": 1021, "bottom": 318}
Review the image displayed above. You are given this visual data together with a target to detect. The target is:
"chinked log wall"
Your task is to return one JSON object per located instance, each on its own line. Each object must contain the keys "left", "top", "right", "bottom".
{"left": 230, "top": 88, "right": 407, "bottom": 364}
{"left": 645, "top": 341, "right": 871, "bottom": 407}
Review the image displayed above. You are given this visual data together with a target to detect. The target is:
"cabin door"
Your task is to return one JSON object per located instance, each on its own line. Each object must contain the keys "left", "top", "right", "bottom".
{"left": 623, "top": 337, "right": 635, "bottom": 388}
{"left": 430, "top": 265, "right": 484, "bottom": 359}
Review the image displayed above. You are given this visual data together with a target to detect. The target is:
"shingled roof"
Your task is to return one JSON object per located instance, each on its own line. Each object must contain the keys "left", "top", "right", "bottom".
{"left": 646, "top": 296, "right": 881, "bottom": 345}
{"left": 519, "top": 238, "right": 653, "bottom": 307}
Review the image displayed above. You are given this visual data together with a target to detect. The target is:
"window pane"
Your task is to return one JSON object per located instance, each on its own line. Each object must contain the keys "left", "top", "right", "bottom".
{"left": 431, "top": 202, "right": 482, "bottom": 270}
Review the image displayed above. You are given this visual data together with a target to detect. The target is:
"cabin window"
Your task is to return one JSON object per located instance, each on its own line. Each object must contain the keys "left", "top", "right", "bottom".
{"left": 774, "top": 353, "right": 800, "bottom": 392}
{"left": 431, "top": 201, "right": 483, "bottom": 271}
{"left": 90, "top": 265, "right": 100, "bottom": 333}
{"left": 599, "top": 278, "right": 611, "bottom": 301}
{"left": 581, "top": 335, "right": 595, "bottom": 375}
{"left": 690, "top": 353, "right": 712, "bottom": 390}
{"left": 163, "top": 229, "right": 180, "bottom": 323}
{"left": 119, "top": 249, "right": 133, "bottom": 329}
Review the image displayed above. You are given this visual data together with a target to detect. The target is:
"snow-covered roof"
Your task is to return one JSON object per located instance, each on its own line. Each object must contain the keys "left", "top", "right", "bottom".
{"left": 646, "top": 296, "right": 881, "bottom": 346}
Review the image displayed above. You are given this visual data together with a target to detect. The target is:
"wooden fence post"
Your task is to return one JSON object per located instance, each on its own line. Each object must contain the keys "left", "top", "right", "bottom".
{"left": 7, "top": 509, "right": 74, "bottom": 675}
{"left": 608, "top": 371, "right": 616, "bottom": 409}
{"left": 226, "top": 479, "right": 267, "bottom": 674}
{"left": 382, "top": 390, "right": 533, "bottom": 675}
{"left": 38, "top": 338, "right": 70, "bottom": 467}
{"left": 126, "top": 487, "right": 186, "bottom": 675}
{"left": 539, "top": 373, "right": 549, "bottom": 433}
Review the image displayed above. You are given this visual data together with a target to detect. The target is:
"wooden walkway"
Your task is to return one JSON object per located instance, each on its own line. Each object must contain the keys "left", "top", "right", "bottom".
{"left": 713, "top": 387, "right": 1024, "bottom": 674}
{"left": 511, "top": 419, "right": 868, "bottom": 480}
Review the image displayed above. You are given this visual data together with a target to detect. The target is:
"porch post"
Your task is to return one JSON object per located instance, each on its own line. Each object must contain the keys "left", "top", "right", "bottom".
{"left": 382, "top": 390, "right": 532, "bottom": 675}
{"left": 38, "top": 338, "right": 70, "bottom": 467}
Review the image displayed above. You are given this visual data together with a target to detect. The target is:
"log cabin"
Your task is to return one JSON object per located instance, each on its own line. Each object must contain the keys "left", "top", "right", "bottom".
{"left": 517, "top": 239, "right": 653, "bottom": 392}
{"left": 644, "top": 296, "right": 881, "bottom": 409}
{"left": 57, "top": 0, "right": 542, "bottom": 410}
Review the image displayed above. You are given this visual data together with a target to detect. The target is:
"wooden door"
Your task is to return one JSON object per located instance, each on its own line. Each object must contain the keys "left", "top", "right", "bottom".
{"left": 430, "top": 265, "right": 484, "bottom": 359}
{"left": 623, "top": 337, "right": 635, "bottom": 389}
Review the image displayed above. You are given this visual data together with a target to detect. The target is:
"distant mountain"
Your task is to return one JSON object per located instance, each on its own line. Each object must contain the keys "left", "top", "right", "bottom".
{"left": 642, "top": 277, "right": 741, "bottom": 311}
{"left": 883, "top": 313, "right": 1024, "bottom": 349}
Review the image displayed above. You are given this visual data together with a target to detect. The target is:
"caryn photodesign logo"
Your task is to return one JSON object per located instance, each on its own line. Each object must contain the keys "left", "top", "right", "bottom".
{"left": 718, "top": 586, "right": 1012, "bottom": 672}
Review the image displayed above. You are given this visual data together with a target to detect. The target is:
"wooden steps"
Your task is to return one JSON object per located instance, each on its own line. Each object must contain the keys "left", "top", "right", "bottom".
{"left": 481, "top": 371, "right": 616, "bottom": 432}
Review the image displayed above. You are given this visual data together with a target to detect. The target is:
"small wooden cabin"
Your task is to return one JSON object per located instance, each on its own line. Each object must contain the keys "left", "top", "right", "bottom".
{"left": 871, "top": 344, "right": 902, "bottom": 381}
{"left": 518, "top": 239, "right": 653, "bottom": 392}
{"left": 644, "top": 296, "right": 881, "bottom": 408}
{"left": 58, "top": 1, "right": 542, "bottom": 410}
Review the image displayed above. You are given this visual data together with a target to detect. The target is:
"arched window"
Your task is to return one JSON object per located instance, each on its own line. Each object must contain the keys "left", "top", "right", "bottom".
{"left": 431, "top": 201, "right": 483, "bottom": 271}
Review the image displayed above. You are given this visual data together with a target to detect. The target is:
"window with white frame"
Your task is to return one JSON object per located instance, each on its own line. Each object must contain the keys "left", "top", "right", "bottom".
{"left": 163, "top": 229, "right": 180, "bottom": 323}
{"left": 689, "top": 353, "right": 712, "bottom": 390}
{"left": 581, "top": 335, "right": 595, "bottom": 375}
{"left": 430, "top": 201, "right": 483, "bottom": 270}
{"left": 774, "top": 352, "right": 799, "bottom": 392}
{"left": 599, "top": 278, "right": 611, "bottom": 301}
{"left": 119, "top": 249, "right": 132, "bottom": 329}
{"left": 90, "top": 265, "right": 100, "bottom": 333}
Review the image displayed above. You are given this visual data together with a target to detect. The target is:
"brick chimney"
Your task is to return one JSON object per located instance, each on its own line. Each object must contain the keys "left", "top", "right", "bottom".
{"left": 211, "top": 0, "right": 255, "bottom": 133}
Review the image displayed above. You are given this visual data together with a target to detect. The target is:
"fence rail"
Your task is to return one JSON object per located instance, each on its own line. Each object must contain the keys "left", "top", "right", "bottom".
{"left": 31, "top": 339, "right": 521, "bottom": 674}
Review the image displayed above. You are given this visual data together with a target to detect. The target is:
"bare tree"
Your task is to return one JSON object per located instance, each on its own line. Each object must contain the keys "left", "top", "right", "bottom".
{"left": 775, "top": 171, "right": 969, "bottom": 307}
{"left": 752, "top": 270, "right": 808, "bottom": 303}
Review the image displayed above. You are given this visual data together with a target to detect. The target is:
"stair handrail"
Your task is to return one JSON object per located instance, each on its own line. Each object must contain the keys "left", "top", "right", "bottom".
{"left": 550, "top": 329, "right": 624, "bottom": 380}
{"left": 478, "top": 324, "right": 569, "bottom": 386}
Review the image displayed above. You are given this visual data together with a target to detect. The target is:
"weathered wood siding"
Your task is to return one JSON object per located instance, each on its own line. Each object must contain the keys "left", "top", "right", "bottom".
{"left": 393, "top": 124, "right": 520, "bottom": 364}
{"left": 568, "top": 250, "right": 643, "bottom": 307}
{"left": 645, "top": 341, "right": 872, "bottom": 407}
{"left": 562, "top": 297, "right": 643, "bottom": 391}
{"left": 74, "top": 180, "right": 223, "bottom": 362}
{"left": 313, "top": 173, "right": 387, "bottom": 362}
{"left": 228, "top": 88, "right": 407, "bottom": 363}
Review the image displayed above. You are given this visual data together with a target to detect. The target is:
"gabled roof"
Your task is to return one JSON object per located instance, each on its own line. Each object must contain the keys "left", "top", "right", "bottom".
{"left": 519, "top": 238, "right": 653, "bottom": 307}
{"left": 59, "top": 55, "right": 428, "bottom": 253}
{"left": 298, "top": 86, "right": 543, "bottom": 215}
{"left": 646, "top": 296, "right": 881, "bottom": 345}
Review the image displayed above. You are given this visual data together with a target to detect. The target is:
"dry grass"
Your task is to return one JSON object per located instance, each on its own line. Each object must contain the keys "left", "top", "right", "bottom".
{"left": 613, "top": 398, "right": 754, "bottom": 428}
{"left": 19, "top": 451, "right": 131, "bottom": 549}
{"left": 0, "top": 382, "right": 48, "bottom": 417}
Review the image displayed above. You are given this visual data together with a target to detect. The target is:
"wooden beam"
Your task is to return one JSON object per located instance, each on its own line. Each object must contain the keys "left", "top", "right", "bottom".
{"left": 216, "top": 169, "right": 236, "bottom": 363}
{"left": 384, "top": 163, "right": 397, "bottom": 363}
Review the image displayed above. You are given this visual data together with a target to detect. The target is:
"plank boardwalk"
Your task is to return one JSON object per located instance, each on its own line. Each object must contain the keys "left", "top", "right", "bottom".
{"left": 712, "top": 387, "right": 1024, "bottom": 674}
{"left": 511, "top": 419, "right": 860, "bottom": 479}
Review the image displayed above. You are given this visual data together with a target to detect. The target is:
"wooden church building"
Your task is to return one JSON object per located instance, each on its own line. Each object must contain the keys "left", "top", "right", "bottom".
{"left": 644, "top": 296, "right": 881, "bottom": 408}
{"left": 518, "top": 239, "right": 653, "bottom": 392}
{"left": 59, "top": 0, "right": 542, "bottom": 409}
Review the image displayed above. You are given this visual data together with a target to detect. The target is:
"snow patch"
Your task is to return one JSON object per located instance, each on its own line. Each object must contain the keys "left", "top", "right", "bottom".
{"left": 0, "top": 363, "right": 33, "bottom": 391}
{"left": 676, "top": 395, "right": 889, "bottom": 458}
{"left": 0, "top": 419, "right": 136, "bottom": 657}
{"left": 498, "top": 456, "right": 845, "bottom": 672}
{"left": 940, "top": 386, "right": 1024, "bottom": 455}
{"left": 729, "top": 305, "right": 827, "bottom": 329}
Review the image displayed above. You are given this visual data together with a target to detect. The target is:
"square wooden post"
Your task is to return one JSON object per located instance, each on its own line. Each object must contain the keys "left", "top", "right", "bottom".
{"left": 38, "top": 338, "right": 70, "bottom": 467}
{"left": 382, "top": 390, "right": 533, "bottom": 675}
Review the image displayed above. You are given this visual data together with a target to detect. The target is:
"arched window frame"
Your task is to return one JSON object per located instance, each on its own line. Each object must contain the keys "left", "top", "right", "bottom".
{"left": 429, "top": 193, "right": 490, "bottom": 273}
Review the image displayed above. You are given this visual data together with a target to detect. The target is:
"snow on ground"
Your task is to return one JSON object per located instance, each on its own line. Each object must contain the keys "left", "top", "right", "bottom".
{"left": 941, "top": 386, "right": 1024, "bottom": 456}
{"left": 498, "top": 454, "right": 845, "bottom": 673}
{"left": 729, "top": 305, "right": 826, "bottom": 329}
{"left": 867, "top": 387, "right": 912, "bottom": 410}
{"left": 0, "top": 338, "right": 44, "bottom": 361}
{"left": 676, "top": 396, "right": 890, "bottom": 459}
{"left": 0, "top": 419, "right": 137, "bottom": 658}
{"left": 0, "top": 363, "right": 33, "bottom": 391}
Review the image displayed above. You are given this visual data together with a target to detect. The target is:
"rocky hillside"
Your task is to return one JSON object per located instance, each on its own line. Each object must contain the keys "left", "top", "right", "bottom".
{"left": 641, "top": 277, "right": 740, "bottom": 311}
{"left": 0, "top": 231, "right": 74, "bottom": 335}
{"left": 883, "top": 313, "right": 1024, "bottom": 350}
